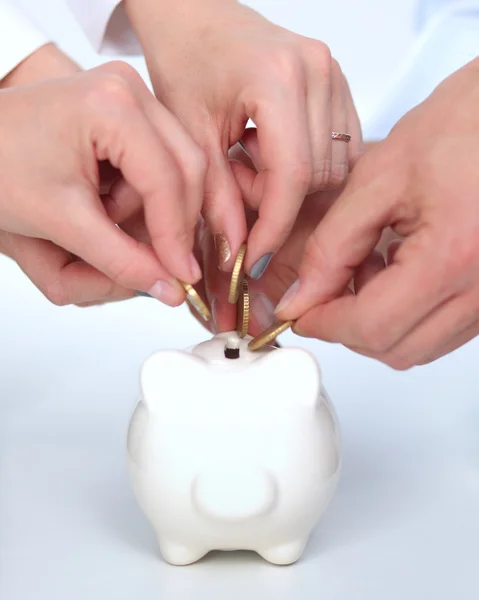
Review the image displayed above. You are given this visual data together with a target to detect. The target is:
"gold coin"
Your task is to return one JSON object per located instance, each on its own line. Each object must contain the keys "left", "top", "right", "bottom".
{"left": 248, "top": 320, "right": 294, "bottom": 351}
{"left": 182, "top": 282, "right": 211, "bottom": 321}
{"left": 236, "top": 279, "right": 250, "bottom": 338}
{"left": 228, "top": 243, "right": 247, "bottom": 304}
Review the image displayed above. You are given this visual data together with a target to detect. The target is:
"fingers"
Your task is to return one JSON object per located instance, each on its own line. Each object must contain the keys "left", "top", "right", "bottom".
{"left": 85, "top": 62, "right": 205, "bottom": 284}
{"left": 200, "top": 226, "right": 236, "bottom": 332}
{"left": 137, "top": 90, "right": 212, "bottom": 271}
{"left": 245, "top": 90, "right": 312, "bottom": 278}
{"left": 104, "top": 64, "right": 248, "bottom": 276}
{"left": 304, "top": 54, "right": 333, "bottom": 190}
{"left": 417, "top": 321, "right": 479, "bottom": 365}
{"left": 342, "top": 73, "right": 364, "bottom": 168}
{"left": 323, "top": 60, "right": 346, "bottom": 188}
{"left": 292, "top": 240, "right": 453, "bottom": 354}
{"left": 51, "top": 196, "right": 184, "bottom": 306}
{"left": 102, "top": 179, "right": 142, "bottom": 223}
{"left": 201, "top": 147, "right": 248, "bottom": 272}
{"left": 364, "top": 288, "right": 479, "bottom": 370}
{"left": 6, "top": 234, "right": 134, "bottom": 306}
{"left": 353, "top": 250, "right": 386, "bottom": 293}
{"left": 275, "top": 161, "right": 398, "bottom": 319}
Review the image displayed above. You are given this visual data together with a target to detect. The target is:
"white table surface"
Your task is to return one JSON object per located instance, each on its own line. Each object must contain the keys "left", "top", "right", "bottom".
{"left": 2, "top": 1, "right": 479, "bottom": 598}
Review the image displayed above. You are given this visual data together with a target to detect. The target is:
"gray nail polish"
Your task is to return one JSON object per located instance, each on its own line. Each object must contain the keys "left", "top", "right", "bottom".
{"left": 250, "top": 253, "right": 274, "bottom": 280}
{"left": 135, "top": 290, "right": 152, "bottom": 298}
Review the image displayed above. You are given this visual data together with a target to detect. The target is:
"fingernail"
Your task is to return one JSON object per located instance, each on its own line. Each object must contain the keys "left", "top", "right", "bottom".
{"left": 251, "top": 293, "right": 277, "bottom": 330}
{"left": 213, "top": 234, "right": 231, "bottom": 270}
{"left": 250, "top": 253, "right": 274, "bottom": 280}
{"left": 189, "top": 253, "right": 202, "bottom": 281}
{"left": 275, "top": 279, "right": 300, "bottom": 314}
{"left": 147, "top": 280, "right": 179, "bottom": 304}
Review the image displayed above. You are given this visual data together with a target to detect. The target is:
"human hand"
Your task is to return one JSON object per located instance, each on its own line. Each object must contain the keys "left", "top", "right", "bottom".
{"left": 0, "top": 183, "right": 136, "bottom": 306}
{"left": 0, "top": 61, "right": 207, "bottom": 306}
{"left": 275, "top": 58, "right": 479, "bottom": 369}
{"left": 182, "top": 141, "right": 342, "bottom": 335}
{"left": 123, "top": 0, "right": 362, "bottom": 278}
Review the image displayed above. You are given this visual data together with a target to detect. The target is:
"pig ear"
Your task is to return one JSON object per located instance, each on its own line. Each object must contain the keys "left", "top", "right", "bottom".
{"left": 256, "top": 348, "right": 322, "bottom": 408}
{"left": 140, "top": 350, "right": 208, "bottom": 409}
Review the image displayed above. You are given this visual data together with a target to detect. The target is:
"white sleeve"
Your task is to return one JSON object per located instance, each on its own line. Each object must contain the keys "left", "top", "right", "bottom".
{"left": 66, "top": 0, "right": 142, "bottom": 55}
{"left": 0, "top": 0, "right": 50, "bottom": 81}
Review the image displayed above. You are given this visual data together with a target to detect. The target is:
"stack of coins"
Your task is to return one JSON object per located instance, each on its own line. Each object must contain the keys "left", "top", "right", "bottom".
{"left": 228, "top": 244, "right": 293, "bottom": 350}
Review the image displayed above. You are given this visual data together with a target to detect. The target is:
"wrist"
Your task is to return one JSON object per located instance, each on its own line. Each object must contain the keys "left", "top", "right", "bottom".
{"left": 123, "top": 0, "right": 247, "bottom": 49}
{"left": 0, "top": 43, "right": 81, "bottom": 89}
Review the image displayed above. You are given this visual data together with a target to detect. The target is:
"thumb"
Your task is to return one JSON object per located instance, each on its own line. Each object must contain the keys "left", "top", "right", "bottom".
{"left": 275, "top": 171, "right": 396, "bottom": 320}
{"left": 51, "top": 191, "right": 185, "bottom": 306}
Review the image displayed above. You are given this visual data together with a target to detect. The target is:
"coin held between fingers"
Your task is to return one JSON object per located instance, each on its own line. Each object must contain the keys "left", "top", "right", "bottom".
{"left": 228, "top": 243, "right": 247, "bottom": 304}
{"left": 236, "top": 278, "right": 250, "bottom": 338}
{"left": 181, "top": 282, "right": 211, "bottom": 321}
{"left": 248, "top": 320, "right": 295, "bottom": 351}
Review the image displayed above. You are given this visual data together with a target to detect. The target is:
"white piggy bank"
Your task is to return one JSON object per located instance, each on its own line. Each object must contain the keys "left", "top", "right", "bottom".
{"left": 127, "top": 332, "right": 341, "bottom": 566}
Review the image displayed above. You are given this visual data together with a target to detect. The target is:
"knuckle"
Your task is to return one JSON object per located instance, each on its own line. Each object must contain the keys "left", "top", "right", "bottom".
{"left": 182, "top": 146, "right": 208, "bottom": 186}
{"left": 103, "top": 60, "right": 138, "bottom": 81}
{"left": 313, "top": 162, "right": 348, "bottom": 191}
{"left": 328, "top": 164, "right": 349, "bottom": 189}
{"left": 290, "top": 160, "right": 313, "bottom": 190}
{"left": 302, "top": 39, "right": 332, "bottom": 77}
{"left": 442, "top": 231, "right": 478, "bottom": 275}
{"left": 267, "top": 48, "right": 305, "bottom": 83}
{"left": 85, "top": 72, "right": 137, "bottom": 113}
{"left": 311, "top": 159, "right": 333, "bottom": 190}
{"left": 151, "top": 227, "right": 191, "bottom": 248}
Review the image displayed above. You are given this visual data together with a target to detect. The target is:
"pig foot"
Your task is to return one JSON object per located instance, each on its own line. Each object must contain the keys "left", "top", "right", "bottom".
{"left": 258, "top": 539, "right": 308, "bottom": 565}
{"left": 158, "top": 539, "right": 207, "bottom": 566}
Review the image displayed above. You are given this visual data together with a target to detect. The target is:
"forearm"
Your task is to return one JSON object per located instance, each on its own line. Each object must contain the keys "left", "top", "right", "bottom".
{"left": 0, "top": 43, "right": 80, "bottom": 89}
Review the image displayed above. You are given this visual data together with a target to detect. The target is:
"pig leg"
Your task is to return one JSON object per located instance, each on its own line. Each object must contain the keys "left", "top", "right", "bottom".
{"left": 158, "top": 538, "right": 207, "bottom": 566}
{"left": 258, "top": 538, "right": 308, "bottom": 565}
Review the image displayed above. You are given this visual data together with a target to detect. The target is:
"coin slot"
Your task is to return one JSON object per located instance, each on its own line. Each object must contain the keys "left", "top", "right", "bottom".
{"left": 224, "top": 336, "right": 240, "bottom": 359}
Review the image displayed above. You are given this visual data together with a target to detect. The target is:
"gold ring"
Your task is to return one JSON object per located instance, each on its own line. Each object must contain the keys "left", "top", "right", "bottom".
{"left": 331, "top": 132, "right": 352, "bottom": 142}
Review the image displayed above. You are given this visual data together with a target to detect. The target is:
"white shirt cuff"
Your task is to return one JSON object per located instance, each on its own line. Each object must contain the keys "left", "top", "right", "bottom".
{"left": 66, "top": 0, "right": 142, "bottom": 55}
{"left": 0, "top": 1, "right": 51, "bottom": 81}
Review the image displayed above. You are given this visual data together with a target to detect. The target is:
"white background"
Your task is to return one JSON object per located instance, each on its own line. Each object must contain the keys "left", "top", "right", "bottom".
{"left": 1, "top": 1, "right": 479, "bottom": 599}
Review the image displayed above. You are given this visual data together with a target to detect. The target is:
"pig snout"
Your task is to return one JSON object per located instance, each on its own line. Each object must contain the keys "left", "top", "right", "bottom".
{"left": 192, "top": 464, "right": 277, "bottom": 522}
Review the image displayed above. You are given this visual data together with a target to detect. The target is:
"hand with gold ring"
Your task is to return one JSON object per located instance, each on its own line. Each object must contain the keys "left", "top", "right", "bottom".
{"left": 275, "top": 57, "right": 479, "bottom": 370}
{"left": 121, "top": 0, "right": 363, "bottom": 282}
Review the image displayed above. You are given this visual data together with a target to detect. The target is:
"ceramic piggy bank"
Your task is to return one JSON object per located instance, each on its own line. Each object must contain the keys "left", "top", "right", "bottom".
{"left": 127, "top": 332, "right": 341, "bottom": 566}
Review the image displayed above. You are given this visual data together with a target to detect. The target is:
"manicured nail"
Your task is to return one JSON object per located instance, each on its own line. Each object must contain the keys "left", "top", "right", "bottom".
{"left": 251, "top": 293, "right": 276, "bottom": 330}
{"left": 147, "top": 280, "right": 179, "bottom": 304}
{"left": 250, "top": 253, "right": 274, "bottom": 280}
{"left": 189, "top": 253, "right": 202, "bottom": 281}
{"left": 213, "top": 234, "right": 231, "bottom": 270}
{"left": 275, "top": 279, "right": 300, "bottom": 314}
